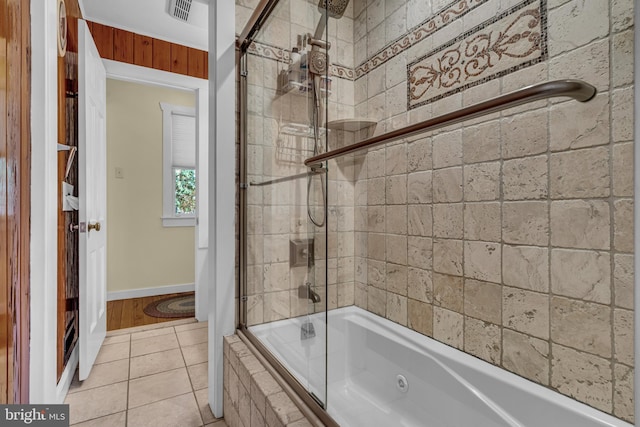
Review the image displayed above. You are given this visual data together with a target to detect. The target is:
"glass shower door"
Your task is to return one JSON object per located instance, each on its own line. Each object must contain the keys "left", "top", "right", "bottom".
{"left": 242, "top": 0, "right": 329, "bottom": 408}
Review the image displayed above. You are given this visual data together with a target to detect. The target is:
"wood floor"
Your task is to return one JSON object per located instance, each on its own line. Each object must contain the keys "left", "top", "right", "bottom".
{"left": 107, "top": 292, "right": 194, "bottom": 331}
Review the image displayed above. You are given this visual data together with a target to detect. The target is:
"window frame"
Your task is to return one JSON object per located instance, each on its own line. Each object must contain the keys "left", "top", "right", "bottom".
{"left": 160, "top": 102, "right": 197, "bottom": 227}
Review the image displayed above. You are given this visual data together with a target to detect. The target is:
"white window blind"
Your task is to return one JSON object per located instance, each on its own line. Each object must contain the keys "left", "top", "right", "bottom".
{"left": 171, "top": 113, "right": 196, "bottom": 169}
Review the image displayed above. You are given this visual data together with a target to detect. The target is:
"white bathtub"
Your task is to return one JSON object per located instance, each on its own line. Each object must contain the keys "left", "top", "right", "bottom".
{"left": 250, "top": 306, "right": 631, "bottom": 427}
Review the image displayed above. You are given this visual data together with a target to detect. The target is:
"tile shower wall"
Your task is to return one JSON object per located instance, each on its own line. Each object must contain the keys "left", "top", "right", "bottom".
{"left": 350, "top": 0, "right": 635, "bottom": 422}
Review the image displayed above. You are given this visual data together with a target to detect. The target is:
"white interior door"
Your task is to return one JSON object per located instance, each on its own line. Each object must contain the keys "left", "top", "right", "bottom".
{"left": 78, "top": 19, "right": 108, "bottom": 381}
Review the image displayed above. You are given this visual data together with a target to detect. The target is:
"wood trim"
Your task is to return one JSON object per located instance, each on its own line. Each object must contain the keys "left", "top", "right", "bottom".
{"left": 88, "top": 21, "right": 208, "bottom": 79}
{"left": 1, "top": 0, "right": 30, "bottom": 404}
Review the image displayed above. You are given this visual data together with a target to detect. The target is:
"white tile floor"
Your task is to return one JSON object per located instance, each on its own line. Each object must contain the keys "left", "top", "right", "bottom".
{"left": 65, "top": 319, "right": 226, "bottom": 427}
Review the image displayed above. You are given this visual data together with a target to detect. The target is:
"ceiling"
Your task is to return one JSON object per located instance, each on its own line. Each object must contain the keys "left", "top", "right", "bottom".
{"left": 79, "top": 0, "right": 209, "bottom": 51}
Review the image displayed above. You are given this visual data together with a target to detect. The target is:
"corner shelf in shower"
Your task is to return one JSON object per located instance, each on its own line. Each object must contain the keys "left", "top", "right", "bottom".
{"left": 325, "top": 118, "right": 377, "bottom": 132}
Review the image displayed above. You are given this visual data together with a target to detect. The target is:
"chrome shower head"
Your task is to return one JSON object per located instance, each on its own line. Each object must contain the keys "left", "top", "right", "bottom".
{"left": 318, "top": 0, "right": 350, "bottom": 19}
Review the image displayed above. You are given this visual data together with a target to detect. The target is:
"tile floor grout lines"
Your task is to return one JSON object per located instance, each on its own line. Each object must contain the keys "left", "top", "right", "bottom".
{"left": 64, "top": 319, "right": 225, "bottom": 427}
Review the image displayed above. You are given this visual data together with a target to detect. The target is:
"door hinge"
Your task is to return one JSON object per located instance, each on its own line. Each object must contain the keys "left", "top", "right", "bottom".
{"left": 240, "top": 70, "right": 248, "bottom": 77}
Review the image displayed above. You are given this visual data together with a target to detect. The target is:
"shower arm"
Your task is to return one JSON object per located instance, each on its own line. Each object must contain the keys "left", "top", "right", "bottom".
{"left": 304, "top": 79, "right": 597, "bottom": 168}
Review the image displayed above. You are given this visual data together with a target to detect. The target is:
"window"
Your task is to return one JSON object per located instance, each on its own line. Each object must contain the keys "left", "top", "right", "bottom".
{"left": 160, "top": 103, "right": 197, "bottom": 227}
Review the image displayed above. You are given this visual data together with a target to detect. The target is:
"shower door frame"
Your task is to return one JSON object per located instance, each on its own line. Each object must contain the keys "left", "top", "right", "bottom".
{"left": 236, "top": 1, "right": 338, "bottom": 426}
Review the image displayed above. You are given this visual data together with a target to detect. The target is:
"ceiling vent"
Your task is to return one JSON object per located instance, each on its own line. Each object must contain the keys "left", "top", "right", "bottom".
{"left": 169, "top": 0, "right": 193, "bottom": 22}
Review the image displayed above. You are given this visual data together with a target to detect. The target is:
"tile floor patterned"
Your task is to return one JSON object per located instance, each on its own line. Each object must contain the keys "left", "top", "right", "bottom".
{"left": 65, "top": 319, "right": 227, "bottom": 427}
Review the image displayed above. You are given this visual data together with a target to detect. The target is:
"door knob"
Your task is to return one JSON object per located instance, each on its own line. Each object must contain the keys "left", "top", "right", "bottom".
{"left": 88, "top": 222, "right": 101, "bottom": 232}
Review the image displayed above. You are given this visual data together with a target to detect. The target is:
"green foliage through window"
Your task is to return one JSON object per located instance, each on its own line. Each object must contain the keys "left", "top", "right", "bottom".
{"left": 174, "top": 168, "right": 196, "bottom": 215}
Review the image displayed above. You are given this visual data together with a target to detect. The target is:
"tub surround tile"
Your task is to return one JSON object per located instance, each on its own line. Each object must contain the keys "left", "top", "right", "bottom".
{"left": 547, "top": 0, "right": 608, "bottom": 57}
{"left": 408, "top": 267, "right": 433, "bottom": 303}
{"left": 386, "top": 293, "right": 408, "bottom": 326}
{"left": 550, "top": 93, "right": 610, "bottom": 152}
{"left": 433, "top": 167, "right": 463, "bottom": 203}
{"left": 463, "top": 162, "right": 500, "bottom": 202}
{"left": 549, "top": 39, "right": 610, "bottom": 93}
{"left": 614, "top": 254, "right": 634, "bottom": 310}
{"left": 464, "top": 318, "right": 501, "bottom": 364}
{"left": 386, "top": 264, "right": 408, "bottom": 296}
{"left": 502, "top": 201, "right": 549, "bottom": 246}
{"left": 614, "top": 309, "right": 634, "bottom": 366}
{"left": 614, "top": 364, "right": 635, "bottom": 423}
{"left": 407, "top": 171, "right": 432, "bottom": 204}
{"left": 408, "top": 205, "right": 433, "bottom": 237}
{"left": 613, "top": 142, "right": 634, "bottom": 197}
{"left": 551, "top": 344, "right": 612, "bottom": 412}
{"left": 550, "top": 200, "right": 610, "bottom": 250}
{"left": 462, "top": 120, "right": 501, "bottom": 163}
{"left": 502, "top": 245, "right": 548, "bottom": 292}
{"left": 408, "top": 299, "right": 433, "bottom": 336}
{"left": 550, "top": 147, "right": 610, "bottom": 199}
{"left": 464, "top": 279, "right": 501, "bottom": 325}
{"left": 433, "top": 273, "right": 463, "bottom": 312}
{"left": 432, "top": 130, "right": 462, "bottom": 169}
{"left": 464, "top": 202, "right": 501, "bottom": 242}
{"left": 408, "top": 236, "right": 433, "bottom": 269}
{"left": 612, "top": 87, "right": 634, "bottom": 143}
{"left": 550, "top": 296, "right": 612, "bottom": 358}
{"left": 502, "top": 329, "right": 549, "bottom": 385}
{"left": 503, "top": 287, "right": 549, "bottom": 339}
{"left": 614, "top": 199, "right": 633, "bottom": 253}
{"left": 433, "top": 204, "right": 463, "bottom": 239}
{"left": 550, "top": 249, "right": 610, "bottom": 304}
{"left": 502, "top": 155, "right": 548, "bottom": 201}
{"left": 433, "top": 307, "right": 463, "bottom": 350}
{"left": 433, "top": 239, "right": 463, "bottom": 276}
{"left": 501, "top": 109, "right": 548, "bottom": 159}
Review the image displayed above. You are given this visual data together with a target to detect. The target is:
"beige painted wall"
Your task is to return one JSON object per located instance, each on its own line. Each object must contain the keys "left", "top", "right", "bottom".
{"left": 106, "top": 79, "right": 196, "bottom": 293}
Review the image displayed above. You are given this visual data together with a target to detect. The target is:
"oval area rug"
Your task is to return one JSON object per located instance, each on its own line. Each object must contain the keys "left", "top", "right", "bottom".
{"left": 143, "top": 294, "right": 195, "bottom": 318}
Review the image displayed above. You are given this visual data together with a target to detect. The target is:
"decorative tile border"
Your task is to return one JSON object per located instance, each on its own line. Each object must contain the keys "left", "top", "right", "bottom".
{"left": 354, "top": 0, "right": 488, "bottom": 80}
{"left": 247, "top": 41, "right": 291, "bottom": 63}
{"left": 407, "top": 0, "right": 547, "bottom": 109}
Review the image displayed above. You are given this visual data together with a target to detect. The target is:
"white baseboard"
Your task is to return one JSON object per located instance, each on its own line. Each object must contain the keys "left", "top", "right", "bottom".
{"left": 56, "top": 345, "right": 78, "bottom": 404}
{"left": 107, "top": 283, "right": 195, "bottom": 301}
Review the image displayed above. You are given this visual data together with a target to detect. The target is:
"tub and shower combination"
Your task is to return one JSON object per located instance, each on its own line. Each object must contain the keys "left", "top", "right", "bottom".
{"left": 237, "top": 0, "right": 634, "bottom": 426}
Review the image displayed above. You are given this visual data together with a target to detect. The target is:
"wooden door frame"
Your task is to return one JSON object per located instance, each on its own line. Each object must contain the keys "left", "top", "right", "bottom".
{"left": 1, "top": 0, "right": 31, "bottom": 404}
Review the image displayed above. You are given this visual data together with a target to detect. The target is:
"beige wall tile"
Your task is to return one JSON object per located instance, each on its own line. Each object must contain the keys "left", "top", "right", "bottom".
{"left": 551, "top": 344, "right": 612, "bottom": 412}
{"left": 614, "top": 308, "right": 634, "bottom": 366}
{"left": 433, "top": 167, "right": 463, "bottom": 203}
{"left": 613, "top": 142, "right": 634, "bottom": 197}
{"left": 367, "top": 148, "right": 386, "bottom": 178}
{"left": 368, "top": 233, "right": 386, "bottom": 261}
{"left": 263, "top": 263, "right": 290, "bottom": 292}
{"left": 501, "top": 109, "right": 548, "bottom": 159}
{"left": 464, "top": 202, "right": 501, "bottom": 242}
{"left": 433, "top": 307, "right": 464, "bottom": 350}
{"left": 408, "top": 205, "right": 433, "bottom": 237}
{"left": 462, "top": 120, "right": 501, "bottom": 163}
{"left": 368, "top": 177, "right": 386, "bottom": 205}
{"left": 386, "top": 143, "right": 408, "bottom": 175}
{"left": 614, "top": 364, "right": 635, "bottom": 423}
{"left": 464, "top": 279, "right": 501, "bottom": 324}
{"left": 503, "top": 287, "right": 549, "bottom": 339}
{"left": 433, "top": 203, "right": 463, "bottom": 239}
{"left": 547, "top": 0, "right": 609, "bottom": 57}
{"left": 387, "top": 293, "right": 408, "bottom": 326}
{"left": 552, "top": 37, "right": 610, "bottom": 91}
{"left": 464, "top": 241, "right": 501, "bottom": 283}
{"left": 614, "top": 254, "right": 634, "bottom": 310}
{"left": 502, "top": 201, "right": 549, "bottom": 246}
{"left": 433, "top": 273, "right": 463, "bottom": 312}
{"left": 551, "top": 249, "right": 611, "bottom": 304}
{"left": 614, "top": 199, "right": 633, "bottom": 253}
{"left": 613, "top": 30, "right": 634, "bottom": 88}
{"left": 408, "top": 267, "right": 433, "bottom": 303}
{"left": 550, "top": 94, "right": 610, "bottom": 152}
{"left": 367, "top": 286, "right": 386, "bottom": 317}
{"left": 550, "top": 200, "right": 610, "bottom": 250}
{"left": 387, "top": 263, "right": 408, "bottom": 296}
{"left": 550, "top": 147, "right": 610, "bottom": 199}
{"left": 407, "top": 171, "right": 433, "bottom": 203}
{"left": 263, "top": 291, "right": 290, "bottom": 322}
{"left": 502, "top": 245, "right": 548, "bottom": 292}
{"left": 463, "top": 162, "right": 500, "bottom": 202}
{"left": 408, "top": 236, "right": 433, "bottom": 269}
{"left": 407, "top": 137, "right": 432, "bottom": 172}
{"left": 503, "top": 155, "right": 548, "bottom": 201}
{"left": 551, "top": 296, "right": 612, "bottom": 358}
{"left": 367, "top": 259, "right": 386, "bottom": 289}
{"left": 503, "top": 329, "right": 549, "bottom": 385}
{"left": 386, "top": 205, "right": 407, "bottom": 234}
{"left": 408, "top": 299, "right": 433, "bottom": 336}
{"left": 612, "top": 0, "right": 635, "bottom": 32}
{"left": 386, "top": 234, "right": 407, "bottom": 265}
{"left": 433, "top": 130, "right": 462, "bottom": 169}
{"left": 464, "top": 318, "right": 501, "bottom": 364}
{"left": 433, "top": 239, "right": 463, "bottom": 276}
{"left": 612, "top": 87, "right": 634, "bottom": 142}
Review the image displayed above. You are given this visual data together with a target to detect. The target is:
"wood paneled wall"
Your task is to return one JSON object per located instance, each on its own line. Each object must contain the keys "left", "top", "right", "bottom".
{"left": 87, "top": 21, "right": 208, "bottom": 80}
{"left": 0, "top": 0, "right": 31, "bottom": 404}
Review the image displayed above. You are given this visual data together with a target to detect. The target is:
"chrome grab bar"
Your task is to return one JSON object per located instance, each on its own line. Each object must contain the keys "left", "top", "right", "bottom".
{"left": 304, "top": 79, "right": 596, "bottom": 168}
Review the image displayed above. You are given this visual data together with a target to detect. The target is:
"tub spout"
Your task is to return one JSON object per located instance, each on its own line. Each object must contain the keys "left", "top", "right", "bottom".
{"left": 298, "top": 282, "right": 321, "bottom": 303}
